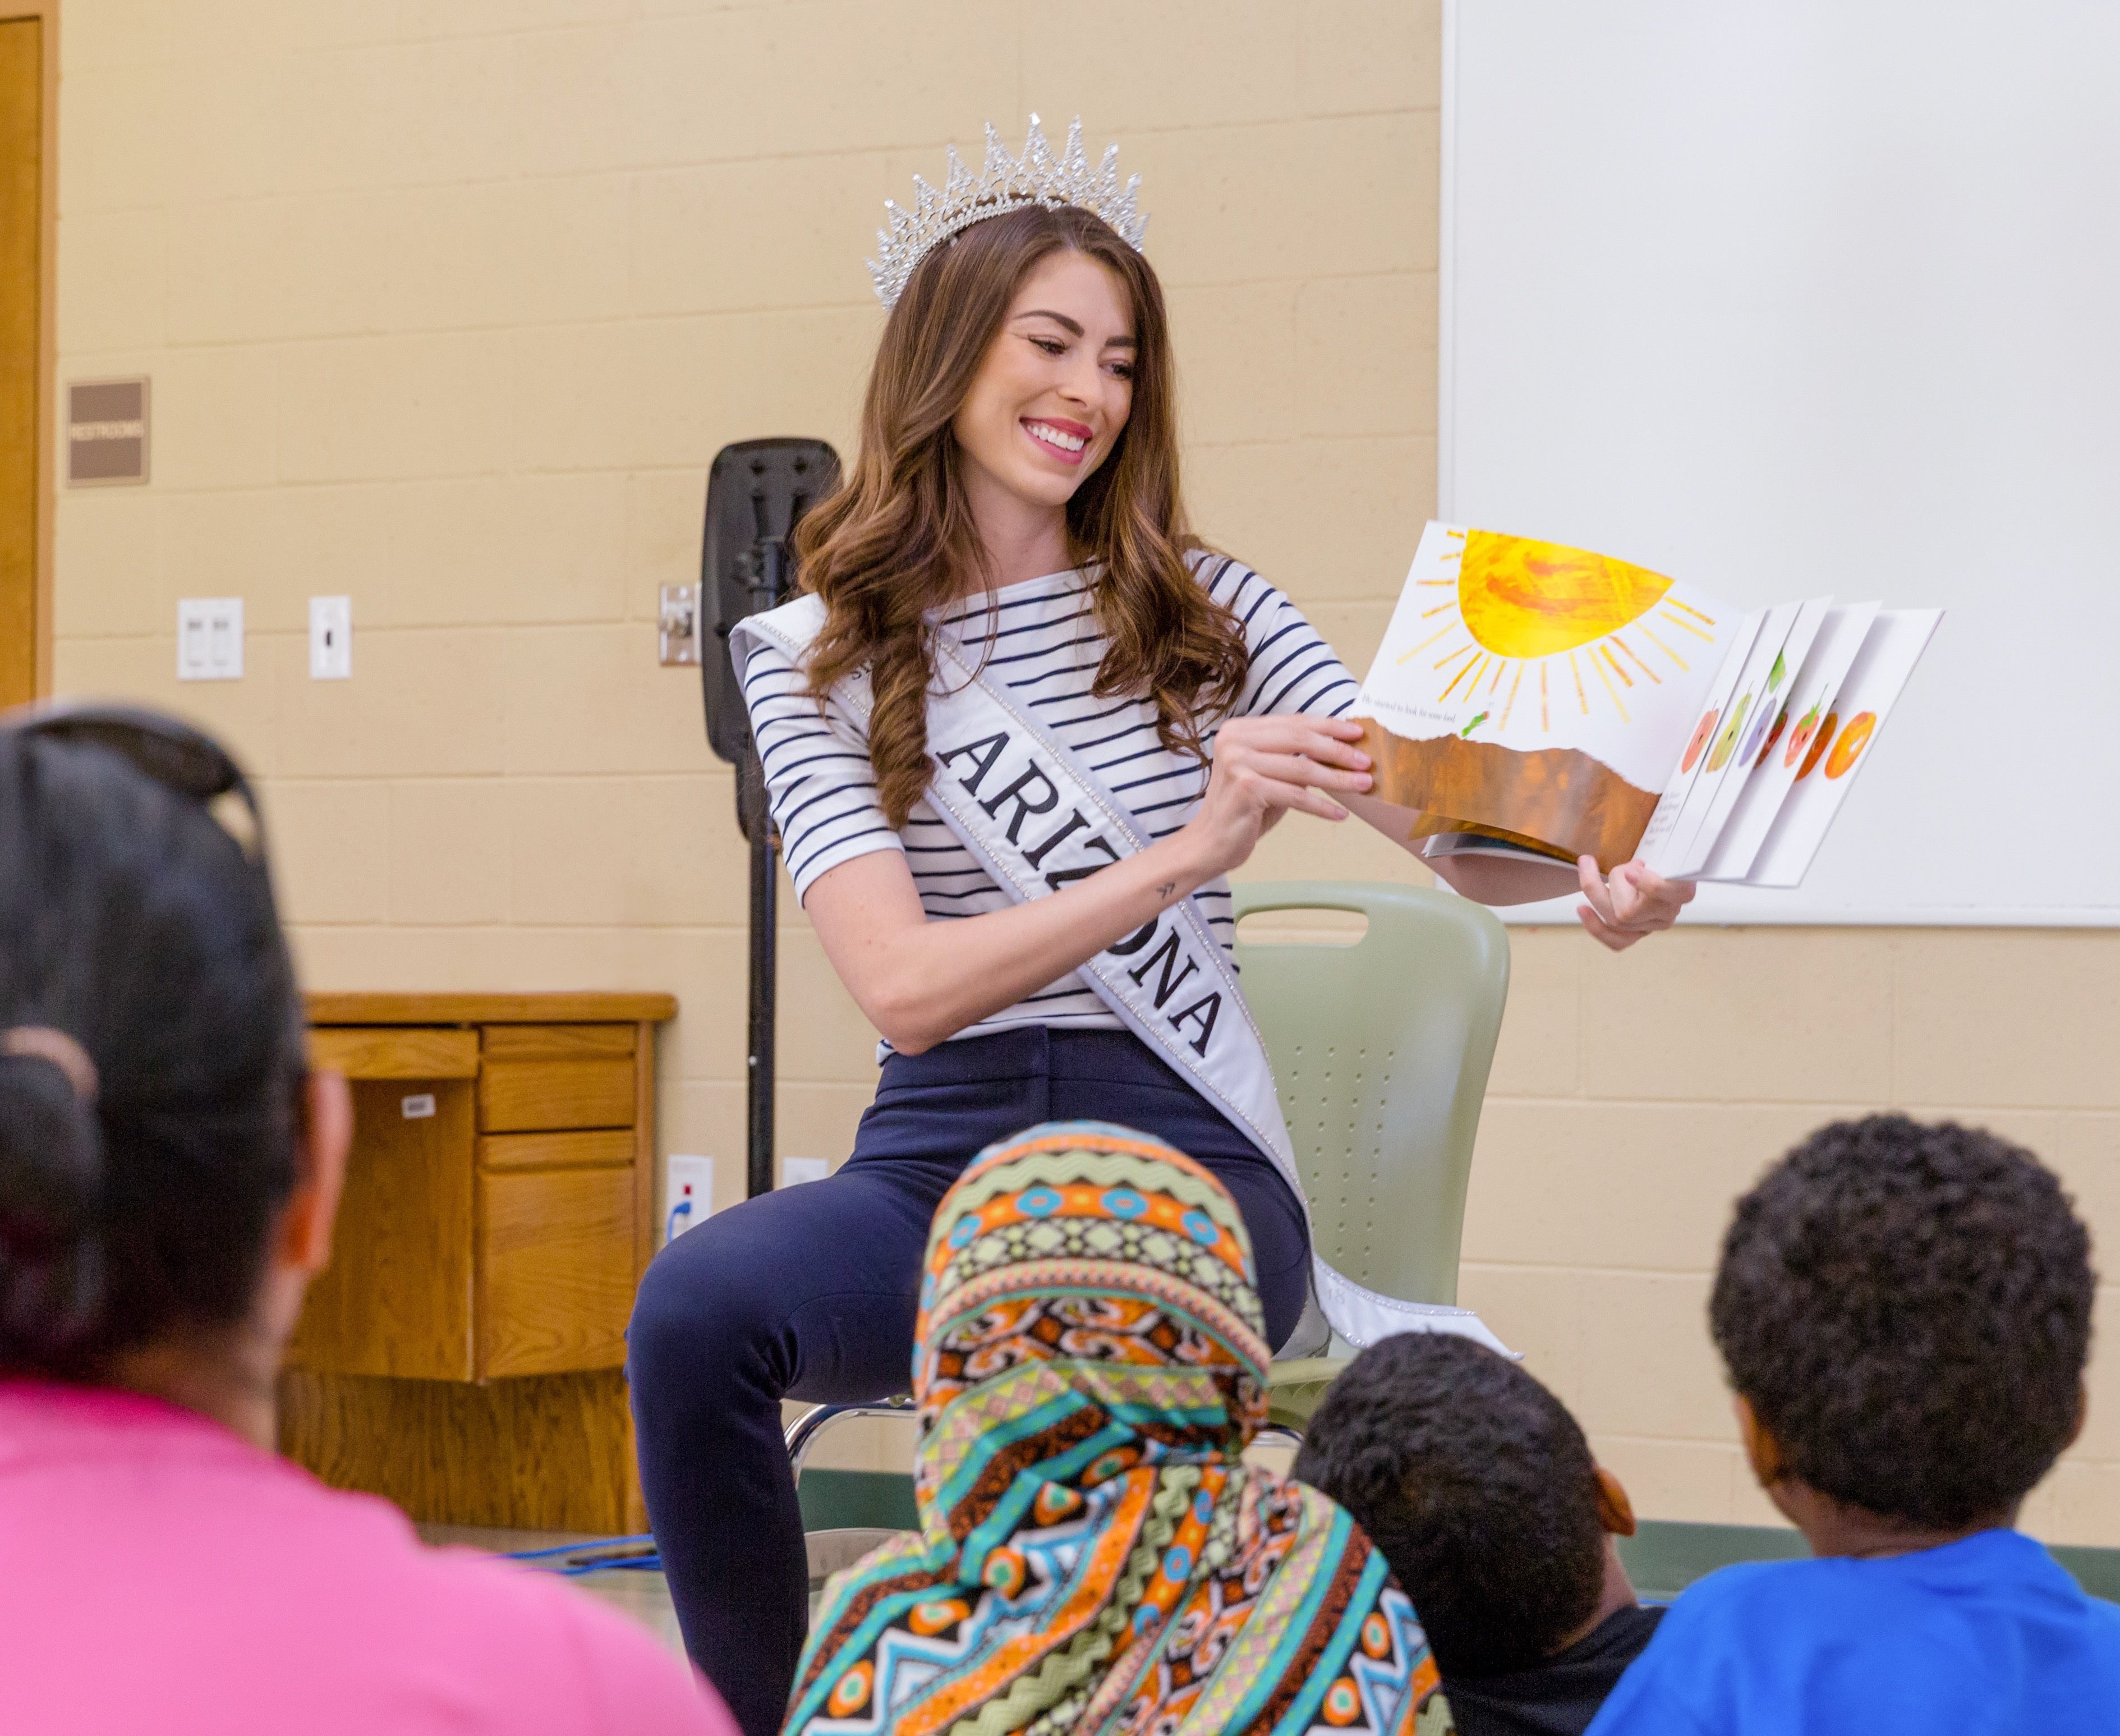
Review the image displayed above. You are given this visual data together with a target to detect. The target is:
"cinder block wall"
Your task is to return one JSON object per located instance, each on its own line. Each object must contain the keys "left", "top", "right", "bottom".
{"left": 47, "top": 1, "right": 2116, "bottom": 1537}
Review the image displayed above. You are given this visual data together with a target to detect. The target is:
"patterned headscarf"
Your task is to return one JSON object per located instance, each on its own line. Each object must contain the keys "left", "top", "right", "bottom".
{"left": 784, "top": 1123, "right": 1436, "bottom": 1736}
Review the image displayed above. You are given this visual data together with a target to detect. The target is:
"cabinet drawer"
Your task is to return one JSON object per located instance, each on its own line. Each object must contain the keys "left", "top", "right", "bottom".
{"left": 310, "top": 1027, "right": 479, "bottom": 1081}
{"left": 477, "top": 1166, "right": 636, "bottom": 1378}
{"left": 479, "top": 1129, "right": 634, "bottom": 1173}
{"left": 482, "top": 1024, "right": 635, "bottom": 1064}
{"left": 479, "top": 1059, "right": 634, "bottom": 1132}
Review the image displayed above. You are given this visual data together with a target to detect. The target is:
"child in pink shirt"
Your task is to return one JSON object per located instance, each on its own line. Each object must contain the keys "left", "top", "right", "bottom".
{"left": 0, "top": 706, "right": 735, "bottom": 1736}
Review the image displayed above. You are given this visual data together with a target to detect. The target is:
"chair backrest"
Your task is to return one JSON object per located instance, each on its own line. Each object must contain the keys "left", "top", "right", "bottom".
{"left": 1232, "top": 881, "right": 1510, "bottom": 1307}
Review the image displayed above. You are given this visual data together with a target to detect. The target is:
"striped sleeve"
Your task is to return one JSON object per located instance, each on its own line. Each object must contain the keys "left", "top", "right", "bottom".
{"left": 1199, "top": 557, "right": 1362, "bottom": 721}
{"left": 733, "top": 634, "right": 903, "bottom": 903}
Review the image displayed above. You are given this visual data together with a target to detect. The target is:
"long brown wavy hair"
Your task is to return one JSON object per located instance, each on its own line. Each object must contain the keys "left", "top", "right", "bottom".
{"left": 795, "top": 204, "right": 1249, "bottom": 827}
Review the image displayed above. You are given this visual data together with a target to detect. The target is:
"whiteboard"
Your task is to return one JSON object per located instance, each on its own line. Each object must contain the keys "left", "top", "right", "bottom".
{"left": 1439, "top": 2, "right": 2120, "bottom": 925}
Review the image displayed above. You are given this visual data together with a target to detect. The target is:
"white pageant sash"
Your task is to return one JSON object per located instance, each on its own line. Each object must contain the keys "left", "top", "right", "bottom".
{"left": 734, "top": 595, "right": 1509, "bottom": 1358}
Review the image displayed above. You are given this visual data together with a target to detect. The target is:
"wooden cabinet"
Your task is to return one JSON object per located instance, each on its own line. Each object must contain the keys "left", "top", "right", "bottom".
{"left": 279, "top": 993, "right": 675, "bottom": 1533}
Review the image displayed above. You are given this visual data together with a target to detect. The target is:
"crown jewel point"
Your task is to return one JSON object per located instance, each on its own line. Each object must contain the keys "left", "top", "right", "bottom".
{"left": 868, "top": 115, "right": 1151, "bottom": 310}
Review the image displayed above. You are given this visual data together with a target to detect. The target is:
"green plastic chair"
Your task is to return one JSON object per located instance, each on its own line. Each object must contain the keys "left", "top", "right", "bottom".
{"left": 1233, "top": 881, "right": 1511, "bottom": 1433}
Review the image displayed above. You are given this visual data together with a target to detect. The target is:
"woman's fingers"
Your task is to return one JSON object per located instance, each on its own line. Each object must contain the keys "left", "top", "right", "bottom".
{"left": 1576, "top": 856, "right": 1698, "bottom": 939}
{"left": 1576, "top": 902, "right": 1644, "bottom": 950}
{"left": 1218, "top": 716, "right": 1373, "bottom": 772}
{"left": 1576, "top": 855, "right": 1622, "bottom": 927}
{"left": 1239, "top": 766, "right": 1348, "bottom": 822}
{"left": 1242, "top": 751, "right": 1373, "bottom": 793}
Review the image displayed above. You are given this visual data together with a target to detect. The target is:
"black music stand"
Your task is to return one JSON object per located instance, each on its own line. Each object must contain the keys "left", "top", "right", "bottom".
{"left": 698, "top": 438, "right": 842, "bottom": 1197}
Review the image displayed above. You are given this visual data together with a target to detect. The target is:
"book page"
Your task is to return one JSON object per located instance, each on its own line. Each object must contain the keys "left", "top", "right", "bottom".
{"left": 1696, "top": 601, "right": 1880, "bottom": 883}
{"left": 1663, "top": 597, "right": 1834, "bottom": 879}
{"left": 1353, "top": 523, "right": 1744, "bottom": 868}
{"left": 1647, "top": 600, "right": 1803, "bottom": 878}
{"left": 1633, "top": 609, "right": 1764, "bottom": 870}
{"left": 1744, "top": 609, "right": 1944, "bottom": 888}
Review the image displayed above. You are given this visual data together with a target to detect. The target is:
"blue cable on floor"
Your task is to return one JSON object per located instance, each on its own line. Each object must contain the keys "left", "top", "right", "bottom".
{"left": 502, "top": 1533, "right": 660, "bottom": 1574}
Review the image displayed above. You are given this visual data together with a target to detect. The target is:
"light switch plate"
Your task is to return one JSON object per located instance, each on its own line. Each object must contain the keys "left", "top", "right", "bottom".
{"left": 781, "top": 1155, "right": 830, "bottom": 1188}
{"left": 309, "top": 595, "right": 352, "bottom": 679}
{"left": 177, "top": 598, "right": 243, "bottom": 681}
{"left": 666, "top": 1154, "right": 715, "bottom": 1242}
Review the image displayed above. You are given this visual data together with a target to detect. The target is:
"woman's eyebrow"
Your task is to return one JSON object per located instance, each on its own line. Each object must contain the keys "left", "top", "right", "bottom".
{"left": 1014, "top": 308, "right": 1085, "bottom": 335}
{"left": 1011, "top": 309, "right": 1138, "bottom": 348}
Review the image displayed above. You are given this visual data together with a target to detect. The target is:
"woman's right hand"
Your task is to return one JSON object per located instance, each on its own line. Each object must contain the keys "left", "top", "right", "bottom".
{"left": 1179, "top": 714, "right": 1373, "bottom": 879}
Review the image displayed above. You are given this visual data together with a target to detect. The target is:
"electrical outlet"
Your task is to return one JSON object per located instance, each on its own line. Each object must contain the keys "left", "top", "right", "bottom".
{"left": 781, "top": 1156, "right": 830, "bottom": 1187}
{"left": 666, "top": 1154, "right": 715, "bottom": 1243}
{"left": 177, "top": 598, "right": 243, "bottom": 681}
{"left": 309, "top": 595, "right": 352, "bottom": 679}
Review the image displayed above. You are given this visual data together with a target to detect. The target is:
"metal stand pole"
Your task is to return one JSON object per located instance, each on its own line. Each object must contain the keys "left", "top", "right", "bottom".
{"left": 744, "top": 749, "right": 777, "bottom": 1199}
{"left": 741, "top": 535, "right": 790, "bottom": 1200}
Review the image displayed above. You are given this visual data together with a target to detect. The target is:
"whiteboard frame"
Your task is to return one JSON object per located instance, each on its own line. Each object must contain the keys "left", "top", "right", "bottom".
{"left": 1432, "top": 0, "right": 2114, "bottom": 929}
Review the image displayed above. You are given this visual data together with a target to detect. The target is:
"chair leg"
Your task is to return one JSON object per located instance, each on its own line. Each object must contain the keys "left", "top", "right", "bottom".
{"left": 784, "top": 1395, "right": 916, "bottom": 1481}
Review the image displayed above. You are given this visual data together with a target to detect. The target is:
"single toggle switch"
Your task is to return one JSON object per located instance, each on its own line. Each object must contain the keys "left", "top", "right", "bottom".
{"left": 310, "top": 595, "right": 352, "bottom": 679}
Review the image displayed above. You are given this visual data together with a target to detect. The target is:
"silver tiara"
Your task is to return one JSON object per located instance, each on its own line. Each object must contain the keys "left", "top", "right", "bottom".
{"left": 867, "top": 114, "right": 1149, "bottom": 310}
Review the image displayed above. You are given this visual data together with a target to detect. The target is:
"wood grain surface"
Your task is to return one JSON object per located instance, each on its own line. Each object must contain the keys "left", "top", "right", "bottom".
{"left": 476, "top": 1164, "right": 635, "bottom": 1377}
{"left": 309, "top": 1026, "right": 480, "bottom": 1080}
{"left": 0, "top": 19, "right": 40, "bottom": 710}
{"left": 277, "top": 1367, "right": 647, "bottom": 1532}
{"left": 481, "top": 1023, "right": 636, "bottom": 1063}
{"left": 477, "top": 1128, "right": 634, "bottom": 1172}
{"left": 305, "top": 992, "right": 676, "bottom": 1026}
{"left": 479, "top": 1057, "right": 636, "bottom": 1132}
{"left": 287, "top": 1079, "right": 475, "bottom": 1379}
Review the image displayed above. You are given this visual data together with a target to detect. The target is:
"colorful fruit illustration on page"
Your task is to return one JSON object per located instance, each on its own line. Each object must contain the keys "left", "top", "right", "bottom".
{"left": 1706, "top": 694, "right": 1751, "bottom": 772}
{"left": 1682, "top": 709, "right": 1718, "bottom": 774}
{"left": 1782, "top": 702, "right": 1823, "bottom": 768}
{"left": 1797, "top": 712, "right": 1838, "bottom": 780}
{"left": 1762, "top": 705, "right": 1790, "bottom": 761}
{"left": 1739, "top": 692, "right": 1782, "bottom": 766}
{"left": 1823, "top": 711, "right": 1876, "bottom": 779}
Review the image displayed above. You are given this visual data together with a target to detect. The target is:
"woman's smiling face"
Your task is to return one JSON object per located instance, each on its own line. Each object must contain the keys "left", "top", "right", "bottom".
{"left": 951, "top": 247, "right": 1136, "bottom": 512}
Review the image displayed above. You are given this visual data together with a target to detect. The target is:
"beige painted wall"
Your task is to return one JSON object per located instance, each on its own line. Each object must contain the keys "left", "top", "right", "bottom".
{"left": 45, "top": 1, "right": 2117, "bottom": 1539}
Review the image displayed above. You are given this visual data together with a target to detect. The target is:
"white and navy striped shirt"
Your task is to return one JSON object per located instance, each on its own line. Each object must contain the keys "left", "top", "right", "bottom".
{"left": 741, "top": 554, "right": 1358, "bottom": 1041}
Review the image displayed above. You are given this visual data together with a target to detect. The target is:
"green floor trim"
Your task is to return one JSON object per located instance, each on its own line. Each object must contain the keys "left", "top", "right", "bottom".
{"left": 795, "top": 1480, "right": 2120, "bottom": 1606}
{"left": 1620, "top": 1519, "right": 2120, "bottom": 1605}
{"left": 798, "top": 1467, "right": 919, "bottom": 1533}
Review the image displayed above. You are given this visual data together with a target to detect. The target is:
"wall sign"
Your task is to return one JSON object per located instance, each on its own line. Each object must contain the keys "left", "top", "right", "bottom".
{"left": 66, "top": 376, "right": 149, "bottom": 485}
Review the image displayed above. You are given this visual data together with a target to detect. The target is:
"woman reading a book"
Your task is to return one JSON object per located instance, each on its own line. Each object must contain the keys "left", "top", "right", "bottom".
{"left": 627, "top": 118, "right": 1693, "bottom": 1736}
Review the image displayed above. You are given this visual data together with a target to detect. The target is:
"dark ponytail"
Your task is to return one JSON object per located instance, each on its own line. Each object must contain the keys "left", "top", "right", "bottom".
{"left": 0, "top": 729, "right": 304, "bottom": 1377}
{"left": 0, "top": 1045, "right": 105, "bottom": 1359}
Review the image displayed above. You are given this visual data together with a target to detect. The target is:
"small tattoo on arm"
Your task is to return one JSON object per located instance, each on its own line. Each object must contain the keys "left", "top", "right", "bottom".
{"left": 1156, "top": 881, "right": 1178, "bottom": 901}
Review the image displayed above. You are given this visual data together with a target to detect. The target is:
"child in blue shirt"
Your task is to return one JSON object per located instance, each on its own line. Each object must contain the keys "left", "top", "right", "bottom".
{"left": 1589, "top": 1115, "right": 2120, "bottom": 1734}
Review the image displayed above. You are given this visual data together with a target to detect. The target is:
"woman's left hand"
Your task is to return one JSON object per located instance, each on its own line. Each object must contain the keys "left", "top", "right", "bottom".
{"left": 1576, "top": 856, "right": 1695, "bottom": 952}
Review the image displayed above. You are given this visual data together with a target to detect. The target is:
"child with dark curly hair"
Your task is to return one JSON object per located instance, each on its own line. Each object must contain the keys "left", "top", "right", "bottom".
{"left": 1294, "top": 1333, "right": 1661, "bottom": 1736}
{"left": 1589, "top": 1114, "right": 2120, "bottom": 1734}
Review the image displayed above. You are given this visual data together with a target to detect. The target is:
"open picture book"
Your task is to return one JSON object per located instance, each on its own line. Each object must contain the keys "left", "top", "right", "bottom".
{"left": 1346, "top": 523, "right": 1942, "bottom": 885}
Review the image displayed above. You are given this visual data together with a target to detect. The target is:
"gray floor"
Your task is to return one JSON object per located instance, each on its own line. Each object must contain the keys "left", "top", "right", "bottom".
{"left": 417, "top": 1524, "right": 912, "bottom": 1655}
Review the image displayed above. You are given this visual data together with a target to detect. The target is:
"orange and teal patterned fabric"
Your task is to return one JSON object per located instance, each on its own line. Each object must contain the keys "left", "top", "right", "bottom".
{"left": 783, "top": 1122, "right": 1436, "bottom": 1736}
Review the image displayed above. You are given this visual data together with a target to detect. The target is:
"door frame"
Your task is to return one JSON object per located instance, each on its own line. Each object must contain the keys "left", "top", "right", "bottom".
{"left": 2, "top": 3, "right": 56, "bottom": 704}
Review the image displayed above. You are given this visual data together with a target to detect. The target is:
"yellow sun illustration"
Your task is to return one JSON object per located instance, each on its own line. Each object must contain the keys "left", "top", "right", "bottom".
{"left": 1400, "top": 529, "right": 1715, "bottom": 731}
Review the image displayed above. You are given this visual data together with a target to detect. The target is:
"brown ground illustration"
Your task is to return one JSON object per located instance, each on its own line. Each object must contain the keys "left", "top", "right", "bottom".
{"left": 1350, "top": 719, "right": 1661, "bottom": 872}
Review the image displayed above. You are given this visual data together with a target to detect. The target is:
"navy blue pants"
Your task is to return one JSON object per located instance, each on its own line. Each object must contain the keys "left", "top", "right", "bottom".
{"left": 627, "top": 1026, "right": 1309, "bottom": 1736}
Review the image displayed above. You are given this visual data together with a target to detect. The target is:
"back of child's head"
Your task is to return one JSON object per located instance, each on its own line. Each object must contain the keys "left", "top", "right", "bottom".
{"left": 0, "top": 725, "right": 304, "bottom": 1377}
{"left": 1711, "top": 1114, "right": 2094, "bottom": 1530}
{"left": 1293, "top": 1332, "right": 1607, "bottom": 1676}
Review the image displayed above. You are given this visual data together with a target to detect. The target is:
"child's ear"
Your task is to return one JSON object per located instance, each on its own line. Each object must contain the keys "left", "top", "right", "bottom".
{"left": 1593, "top": 1466, "right": 1636, "bottom": 1537}
{"left": 1733, "top": 1394, "right": 1787, "bottom": 1487}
